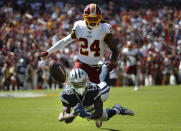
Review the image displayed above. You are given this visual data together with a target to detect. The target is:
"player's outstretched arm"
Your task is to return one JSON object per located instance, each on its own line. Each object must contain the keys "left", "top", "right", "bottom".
{"left": 89, "top": 96, "right": 103, "bottom": 119}
{"left": 104, "top": 33, "right": 119, "bottom": 64}
{"left": 38, "top": 30, "right": 77, "bottom": 60}
{"left": 58, "top": 106, "right": 76, "bottom": 123}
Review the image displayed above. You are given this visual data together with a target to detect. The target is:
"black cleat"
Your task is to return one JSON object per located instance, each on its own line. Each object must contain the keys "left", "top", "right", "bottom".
{"left": 112, "top": 104, "right": 134, "bottom": 116}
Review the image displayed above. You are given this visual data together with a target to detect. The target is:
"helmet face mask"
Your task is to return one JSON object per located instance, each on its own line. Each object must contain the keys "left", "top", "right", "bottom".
{"left": 71, "top": 82, "right": 86, "bottom": 95}
{"left": 68, "top": 68, "right": 88, "bottom": 96}
{"left": 83, "top": 3, "right": 102, "bottom": 29}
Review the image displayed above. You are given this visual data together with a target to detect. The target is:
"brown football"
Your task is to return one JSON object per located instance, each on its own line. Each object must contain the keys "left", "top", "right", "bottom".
{"left": 49, "top": 60, "right": 66, "bottom": 83}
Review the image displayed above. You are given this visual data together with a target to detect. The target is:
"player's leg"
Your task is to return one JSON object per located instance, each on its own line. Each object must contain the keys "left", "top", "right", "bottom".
{"left": 73, "top": 60, "right": 101, "bottom": 84}
{"left": 130, "top": 65, "right": 139, "bottom": 91}
{"left": 112, "top": 104, "right": 134, "bottom": 116}
{"left": 98, "top": 82, "right": 110, "bottom": 102}
{"left": 98, "top": 64, "right": 111, "bottom": 102}
{"left": 101, "top": 105, "right": 134, "bottom": 121}
{"left": 101, "top": 104, "right": 134, "bottom": 120}
{"left": 95, "top": 104, "right": 134, "bottom": 128}
{"left": 133, "top": 73, "right": 139, "bottom": 91}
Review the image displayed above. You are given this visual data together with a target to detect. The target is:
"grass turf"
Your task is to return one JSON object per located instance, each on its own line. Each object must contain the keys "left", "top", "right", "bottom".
{"left": 0, "top": 85, "right": 181, "bottom": 131}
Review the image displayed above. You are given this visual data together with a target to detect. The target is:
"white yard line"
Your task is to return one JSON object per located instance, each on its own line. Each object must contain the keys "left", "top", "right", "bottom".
{"left": 0, "top": 92, "right": 45, "bottom": 98}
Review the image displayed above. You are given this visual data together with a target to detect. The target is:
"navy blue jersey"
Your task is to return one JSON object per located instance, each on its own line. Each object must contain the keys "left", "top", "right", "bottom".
{"left": 60, "top": 82, "right": 101, "bottom": 109}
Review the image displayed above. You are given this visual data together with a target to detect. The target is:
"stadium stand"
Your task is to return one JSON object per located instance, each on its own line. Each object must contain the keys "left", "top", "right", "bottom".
{"left": 0, "top": 0, "right": 181, "bottom": 90}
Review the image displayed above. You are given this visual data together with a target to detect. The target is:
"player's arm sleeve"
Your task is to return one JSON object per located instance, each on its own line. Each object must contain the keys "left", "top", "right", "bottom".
{"left": 47, "top": 33, "right": 74, "bottom": 54}
{"left": 90, "top": 96, "right": 103, "bottom": 119}
{"left": 59, "top": 93, "right": 76, "bottom": 123}
{"left": 104, "top": 33, "right": 119, "bottom": 63}
{"left": 60, "top": 93, "right": 70, "bottom": 107}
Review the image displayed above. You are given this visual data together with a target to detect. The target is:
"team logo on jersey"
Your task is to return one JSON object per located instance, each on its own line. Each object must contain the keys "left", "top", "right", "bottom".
{"left": 86, "top": 31, "right": 92, "bottom": 37}
{"left": 86, "top": 35, "right": 92, "bottom": 38}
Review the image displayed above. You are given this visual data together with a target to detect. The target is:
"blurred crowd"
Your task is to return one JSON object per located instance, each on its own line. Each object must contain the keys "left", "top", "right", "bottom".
{"left": 0, "top": 0, "right": 181, "bottom": 90}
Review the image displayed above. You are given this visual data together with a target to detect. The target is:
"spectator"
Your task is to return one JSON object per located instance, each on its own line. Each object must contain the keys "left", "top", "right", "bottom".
{"left": 0, "top": 0, "right": 181, "bottom": 90}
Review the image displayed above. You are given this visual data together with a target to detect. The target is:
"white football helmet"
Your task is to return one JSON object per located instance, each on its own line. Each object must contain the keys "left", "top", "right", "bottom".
{"left": 68, "top": 68, "right": 88, "bottom": 95}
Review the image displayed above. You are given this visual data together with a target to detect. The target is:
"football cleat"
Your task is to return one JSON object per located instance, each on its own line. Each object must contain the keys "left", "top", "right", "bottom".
{"left": 96, "top": 120, "right": 102, "bottom": 128}
{"left": 112, "top": 104, "right": 134, "bottom": 116}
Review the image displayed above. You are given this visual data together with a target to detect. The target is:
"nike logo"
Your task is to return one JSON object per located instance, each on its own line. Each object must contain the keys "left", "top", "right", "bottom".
{"left": 86, "top": 36, "right": 92, "bottom": 38}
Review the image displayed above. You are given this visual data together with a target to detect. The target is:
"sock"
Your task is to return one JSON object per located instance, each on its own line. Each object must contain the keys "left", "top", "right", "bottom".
{"left": 112, "top": 107, "right": 120, "bottom": 114}
{"left": 105, "top": 108, "right": 117, "bottom": 120}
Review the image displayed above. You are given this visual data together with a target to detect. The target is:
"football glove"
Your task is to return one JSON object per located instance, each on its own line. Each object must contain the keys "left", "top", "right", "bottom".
{"left": 73, "top": 103, "right": 84, "bottom": 115}
{"left": 79, "top": 109, "right": 91, "bottom": 118}
{"left": 98, "top": 61, "right": 115, "bottom": 72}
{"left": 73, "top": 104, "right": 91, "bottom": 118}
{"left": 38, "top": 51, "right": 48, "bottom": 60}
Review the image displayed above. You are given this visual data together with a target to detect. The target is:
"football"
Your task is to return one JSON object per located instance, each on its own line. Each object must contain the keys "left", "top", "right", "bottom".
{"left": 49, "top": 60, "right": 66, "bottom": 83}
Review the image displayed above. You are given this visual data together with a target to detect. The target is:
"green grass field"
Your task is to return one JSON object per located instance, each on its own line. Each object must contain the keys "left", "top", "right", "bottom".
{"left": 0, "top": 85, "right": 181, "bottom": 131}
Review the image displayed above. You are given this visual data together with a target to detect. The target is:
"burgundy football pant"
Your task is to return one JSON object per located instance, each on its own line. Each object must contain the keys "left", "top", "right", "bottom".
{"left": 73, "top": 60, "right": 101, "bottom": 84}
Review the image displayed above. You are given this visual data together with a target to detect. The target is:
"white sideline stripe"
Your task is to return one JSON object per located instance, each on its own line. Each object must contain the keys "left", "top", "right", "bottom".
{"left": 0, "top": 92, "right": 45, "bottom": 98}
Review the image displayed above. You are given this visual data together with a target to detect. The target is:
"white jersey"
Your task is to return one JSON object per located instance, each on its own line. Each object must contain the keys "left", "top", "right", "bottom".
{"left": 73, "top": 20, "right": 112, "bottom": 65}
{"left": 122, "top": 48, "right": 138, "bottom": 66}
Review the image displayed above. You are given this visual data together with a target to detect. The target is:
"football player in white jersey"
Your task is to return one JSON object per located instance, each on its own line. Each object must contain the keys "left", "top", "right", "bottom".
{"left": 122, "top": 41, "right": 140, "bottom": 91}
{"left": 38, "top": 3, "right": 118, "bottom": 84}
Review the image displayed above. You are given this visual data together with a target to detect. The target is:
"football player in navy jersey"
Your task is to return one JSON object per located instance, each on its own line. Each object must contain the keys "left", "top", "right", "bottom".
{"left": 58, "top": 63, "right": 134, "bottom": 128}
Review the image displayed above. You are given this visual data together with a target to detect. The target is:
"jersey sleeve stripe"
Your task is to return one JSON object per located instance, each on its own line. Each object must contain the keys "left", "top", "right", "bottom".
{"left": 101, "top": 88, "right": 110, "bottom": 95}
{"left": 101, "top": 84, "right": 109, "bottom": 91}
{"left": 93, "top": 92, "right": 101, "bottom": 100}
{"left": 60, "top": 96, "right": 69, "bottom": 104}
{"left": 101, "top": 84, "right": 110, "bottom": 95}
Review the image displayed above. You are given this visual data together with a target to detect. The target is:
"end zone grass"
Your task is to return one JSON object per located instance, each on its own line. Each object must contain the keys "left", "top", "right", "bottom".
{"left": 0, "top": 85, "right": 181, "bottom": 131}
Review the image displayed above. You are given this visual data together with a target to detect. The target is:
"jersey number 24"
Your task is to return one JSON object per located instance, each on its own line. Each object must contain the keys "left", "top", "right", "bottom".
{"left": 79, "top": 37, "right": 100, "bottom": 57}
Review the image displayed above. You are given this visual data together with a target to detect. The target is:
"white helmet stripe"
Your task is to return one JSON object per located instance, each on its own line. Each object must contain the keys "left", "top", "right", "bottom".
{"left": 90, "top": 4, "right": 92, "bottom": 14}
{"left": 94, "top": 4, "right": 96, "bottom": 14}
{"left": 76, "top": 68, "right": 80, "bottom": 79}
{"left": 74, "top": 69, "right": 77, "bottom": 79}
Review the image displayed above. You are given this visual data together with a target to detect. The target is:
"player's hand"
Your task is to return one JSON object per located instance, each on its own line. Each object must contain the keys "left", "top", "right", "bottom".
{"left": 79, "top": 109, "right": 91, "bottom": 118}
{"left": 73, "top": 104, "right": 91, "bottom": 118}
{"left": 98, "top": 61, "right": 115, "bottom": 72}
{"left": 38, "top": 51, "right": 48, "bottom": 60}
{"left": 73, "top": 103, "right": 84, "bottom": 115}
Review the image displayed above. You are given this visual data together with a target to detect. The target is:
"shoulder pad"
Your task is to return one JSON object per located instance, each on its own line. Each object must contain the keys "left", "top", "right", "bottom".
{"left": 73, "top": 20, "right": 85, "bottom": 29}
{"left": 87, "top": 82, "right": 101, "bottom": 100}
{"left": 100, "top": 23, "right": 112, "bottom": 34}
{"left": 60, "top": 87, "right": 74, "bottom": 105}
